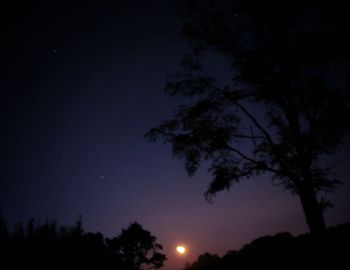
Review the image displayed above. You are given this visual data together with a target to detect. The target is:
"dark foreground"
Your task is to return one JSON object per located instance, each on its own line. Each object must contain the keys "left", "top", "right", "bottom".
{"left": 1, "top": 216, "right": 349, "bottom": 269}
{"left": 184, "top": 223, "right": 350, "bottom": 270}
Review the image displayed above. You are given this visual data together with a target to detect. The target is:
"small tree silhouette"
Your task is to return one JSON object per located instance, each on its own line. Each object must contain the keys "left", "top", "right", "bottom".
{"left": 107, "top": 222, "right": 167, "bottom": 270}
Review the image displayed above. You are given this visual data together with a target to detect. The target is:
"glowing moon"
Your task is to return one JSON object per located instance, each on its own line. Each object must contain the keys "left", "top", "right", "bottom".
{"left": 176, "top": 246, "right": 186, "bottom": 254}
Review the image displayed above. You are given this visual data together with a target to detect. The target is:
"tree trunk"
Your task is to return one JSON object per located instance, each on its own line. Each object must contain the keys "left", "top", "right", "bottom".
{"left": 298, "top": 182, "right": 327, "bottom": 235}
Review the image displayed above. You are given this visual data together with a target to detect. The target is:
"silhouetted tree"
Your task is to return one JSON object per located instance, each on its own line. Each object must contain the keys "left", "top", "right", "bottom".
{"left": 71, "top": 214, "right": 84, "bottom": 239}
{"left": 0, "top": 211, "right": 8, "bottom": 240}
{"left": 107, "top": 222, "right": 167, "bottom": 270}
{"left": 146, "top": 0, "right": 350, "bottom": 234}
{"left": 0, "top": 211, "right": 9, "bottom": 261}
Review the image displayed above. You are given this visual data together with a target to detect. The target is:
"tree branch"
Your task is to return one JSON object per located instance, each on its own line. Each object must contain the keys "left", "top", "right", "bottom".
{"left": 234, "top": 102, "right": 276, "bottom": 147}
{"left": 232, "top": 133, "right": 266, "bottom": 140}
{"left": 226, "top": 145, "right": 281, "bottom": 174}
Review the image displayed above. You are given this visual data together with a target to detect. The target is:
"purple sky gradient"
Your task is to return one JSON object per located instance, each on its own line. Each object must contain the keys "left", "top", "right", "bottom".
{"left": 1, "top": 1, "right": 349, "bottom": 269}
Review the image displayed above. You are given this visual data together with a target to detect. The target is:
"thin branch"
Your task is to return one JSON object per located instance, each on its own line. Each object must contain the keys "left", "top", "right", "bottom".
{"left": 205, "top": 83, "right": 272, "bottom": 144}
{"left": 234, "top": 102, "right": 276, "bottom": 146}
{"left": 232, "top": 133, "right": 266, "bottom": 140}
{"left": 250, "top": 126, "right": 258, "bottom": 159}
{"left": 226, "top": 145, "right": 281, "bottom": 174}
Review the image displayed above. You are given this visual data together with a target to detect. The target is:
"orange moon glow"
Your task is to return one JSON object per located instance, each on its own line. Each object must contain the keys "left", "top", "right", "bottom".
{"left": 176, "top": 246, "right": 186, "bottom": 254}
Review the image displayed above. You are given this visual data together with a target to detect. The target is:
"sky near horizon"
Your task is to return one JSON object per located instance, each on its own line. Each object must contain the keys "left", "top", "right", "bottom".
{"left": 1, "top": 1, "right": 349, "bottom": 269}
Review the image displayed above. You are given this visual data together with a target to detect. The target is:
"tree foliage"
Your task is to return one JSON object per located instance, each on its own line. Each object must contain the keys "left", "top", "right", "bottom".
{"left": 146, "top": 0, "right": 350, "bottom": 233}
{"left": 107, "top": 222, "right": 166, "bottom": 270}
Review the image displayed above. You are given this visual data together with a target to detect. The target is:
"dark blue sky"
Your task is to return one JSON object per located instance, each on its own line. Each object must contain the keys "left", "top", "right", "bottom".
{"left": 1, "top": 1, "right": 349, "bottom": 269}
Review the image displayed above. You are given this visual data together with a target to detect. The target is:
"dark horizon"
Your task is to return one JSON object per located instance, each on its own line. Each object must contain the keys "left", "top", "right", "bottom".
{"left": 1, "top": 1, "right": 350, "bottom": 269}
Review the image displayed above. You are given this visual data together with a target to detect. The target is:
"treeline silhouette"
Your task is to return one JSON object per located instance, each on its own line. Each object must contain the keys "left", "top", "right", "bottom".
{"left": 0, "top": 214, "right": 166, "bottom": 269}
{"left": 183, "top": 223, "right": 350, "bottom": 270}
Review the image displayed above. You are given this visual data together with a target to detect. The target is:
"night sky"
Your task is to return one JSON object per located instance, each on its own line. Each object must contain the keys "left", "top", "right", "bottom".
{"left": 1, "top": 1, "right": 349, "bottom": 269}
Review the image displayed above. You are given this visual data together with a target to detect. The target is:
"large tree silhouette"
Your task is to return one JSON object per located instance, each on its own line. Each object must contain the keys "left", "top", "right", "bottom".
{"left": 146, "top": 1, "right": 350, "bottom": 234}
